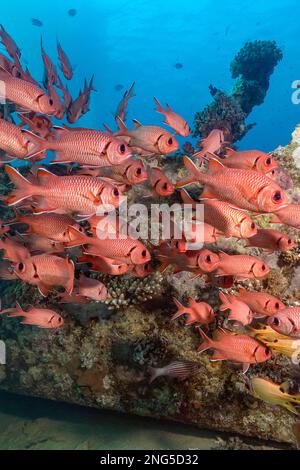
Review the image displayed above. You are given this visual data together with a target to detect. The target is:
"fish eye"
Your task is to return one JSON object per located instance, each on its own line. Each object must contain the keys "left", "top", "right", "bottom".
{"left": 261, "top": 264, "right": 266, "bottom": 271}
{"left": 272, "top": 191, "right": 282, "bottom": 203}
{"left": 168, "top": 137, "right": 173, "bottom": 145}
{"left": 49, "top": 99, "right": 53, "bottom": 106}
{"left": 288, "top": 238, "right": 292, "bottom": 244}
{"left": 136, "top": 168, "right": 142, "bottom": 175}
{"left": 175, "top": 241, "right": 179, "bottom": 248}
{"left": 113, "top": 188, "right": 119, "bottom": 197}
{"left": 141, "top": 250, "right": 147, "bottom": 257}
{"left": 58, "top": 317, "right": 62, "bottom": 323}
{"left": 251, "top": 222, "right": 256, "bottom": 229}
{"left": 265, "top": 347, "right": 270, "bottom": 355}
{"left": 18, "top": 262, "right": 25, "bottom": 272}
{"left": 205, "top": 255, "right": 212, "bottom": 263}
{"left": 273, "top": 317, "right": 280, "bottom": 326}
{"left": 119, "top": 144, "right": 126, "bottom": 154}
{"left": 275, "top": 302, "right": 280, "bottom": 309}
{"left": 265, "top": 157, "right": 271, "bottom": 165}
{"left": 163, "top": 182, "right": 168, "bottom": 190}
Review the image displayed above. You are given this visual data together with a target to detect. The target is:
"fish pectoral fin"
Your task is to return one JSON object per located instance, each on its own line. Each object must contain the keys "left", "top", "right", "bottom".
{"left": 210, "top": 352, "right": 227, "bottom": 361}
{"left": 242, "top": 363, "right": 250, "bottom": 374}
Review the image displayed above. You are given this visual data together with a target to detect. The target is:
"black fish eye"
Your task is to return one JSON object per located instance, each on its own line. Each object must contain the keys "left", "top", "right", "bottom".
{"left": 275, "top": 302, "right": 280, "bottom": 309}
{"left": 18, "top": 263, "right": 24, "bottom": 271}
{"left": 142, "top": 250, "right": 147, "bottom": 257}
{"left": 163, "top": 182, "right": 168, "bottom": 190}
{"left": 175, "top": 241, "right": 179, "bottom": 248}
{"left": 251, "top": 222, "right": 255, "bottom": 229}
{"left": 119, "top": 144, "right": 126, "bottom": 154}
{"left": 265, "top": 347, "right": 270, "bottom": 355}
{"left": 205, "top": 255, "right": 211, "bottom": 263}
{"left": 168, "top": 137, "right": 173, "bottom": 145}
{"left": 58, "top": 317, "right": 62, "bottom": 323}
{"left": 265, "top": 157, "right": 271, "bottom": 165}
{"left": 113, "top": 188, "right": 119, "bottom": 196}
{"left": 273, "top": 317, "right": 280, "bottom": 326}
{"left": 272, "top": 191, "right": 282, "bottom": 202}
{"left": 49, "top": 99, "right": 53, "bottom": 106}
{"left": 261, "top": 264, "right": 266, "bottom": 271}
{"left": 288, "top": 238, "right": 292, "bottom": 244}
{"left": 136, "top": 168, "right": 142, "bottom": 175}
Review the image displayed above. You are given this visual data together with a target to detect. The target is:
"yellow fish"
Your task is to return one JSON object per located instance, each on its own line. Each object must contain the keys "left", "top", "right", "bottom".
{"left": 251, "top": 377, "right": 300, "bottom": 415}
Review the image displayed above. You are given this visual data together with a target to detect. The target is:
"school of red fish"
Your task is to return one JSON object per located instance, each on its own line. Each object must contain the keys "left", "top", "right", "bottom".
{"left": 0, "top": 26, "right": 299, "bottom": 409}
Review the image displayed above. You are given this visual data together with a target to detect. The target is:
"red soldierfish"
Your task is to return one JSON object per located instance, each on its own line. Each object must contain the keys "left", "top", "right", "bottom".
{"left": 115, "top": 117, "right": 179, "bottom": 155}
{"left": 0, "top": 118, "right": 40, "bottom": 160}
{"left": 23, "top": 126, "right": 132, "bottom": 167}
{"left": 115, "top": 82, "right": 136, "bottom": 122}
{"left": 18, "top": 113, "right": 53, "bottom": 139}
{"left": 214, "top": 252, "right": 270, "bottom": 280}
{"left": 237, "top": 287, "right": 285, "bottom": 318}
{"left": 268, "top": 307, "right": 300, "bottom": 338}
{"left": 77, "top": 274, "right": 108, "bottom": 301}
{"left": 148, "top": 167, "right": 174, "bottom": 196}
{"left": 12, "top": 212, "right": 83, "bottom": 242}
{"left": 197, "top": 328, "right": 272, "bottom": 373}
{"left": 149, "top": 361, "right": 200, "bottom": 384}
{"left": 0, "top": 24, "right": 21, "bottom": 58}
{"left": 0, "top": 67, "right": 56, "bottom": 115}
{"left": 270, "top": 204, "right": 300, "bottom": 229}
{"left": 177, "top": 156, "right": 288, "bottom": 213}
{"left": 41, "top": 37, "right": 58, "bottom": 86}
{"left": 194, "top": 129, "right": 224, "bottom": 159}
{"left": 66, "top": 226, "right": 151, "bottom": 266}
{"left": 13, "top": 254, "right": 74, "bottom": 297}
{"left": 219, "top": 292, "right": 253, "bottom": 326}
{"left": 57, "top": 41, "right": 73, "bottom": 80}
{"left": 89, "top": 158, "right": 148, "bottom": 187}
{"left": 154, "top": 98, "right": 190, "bottom": 137}
{"left": 77, "top": 254, "right": 129, "bottom": 276}
{"left": 221, "top": 148, "right": 278, "bottom": 175}
{"left": 5, "top": 166, "right": 124, "bottom": 217}
{"left": 245, "top": 228, "right": 295, "bottom": 253}
{"left": 0, "top": 302, "right": 64, "bottom": 328}
{"left": 179, "top": 189, "right": 257, "bottom": 239}
{"left": 171, "top": 297, "right": 215, "bottom": 325}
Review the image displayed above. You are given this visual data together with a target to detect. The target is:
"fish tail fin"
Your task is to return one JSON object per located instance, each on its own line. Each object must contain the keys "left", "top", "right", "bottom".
{"left": 171, "top": 297, "right": 187, "bottom": 320}
{"left": 4, "top": 166, "right": 35, "bottom": 206}
{"left": 21, "top": 129, "right": 49, "bottom": 159}
{"left": 148, "top": 366, "right": 159, "bottom": 384}
{"left": 196, "top": 327, "right": 213, "bottom": 353}
{"left": 115, "top": 116, "right": 128, "bottom": 132}
{"left": 64, "top": 257, "right": 75, "bottom": 295}
{"left": 127, "top": 82, "right": 136, "bottom": 99}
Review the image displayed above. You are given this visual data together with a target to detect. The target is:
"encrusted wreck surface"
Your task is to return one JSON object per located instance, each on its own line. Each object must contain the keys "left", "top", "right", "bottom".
{"left": 1, "top": 129, "right": 300, "bottom": 449}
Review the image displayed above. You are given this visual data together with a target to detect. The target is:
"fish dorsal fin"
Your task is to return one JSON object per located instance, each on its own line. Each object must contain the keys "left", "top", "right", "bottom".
{"left": 225, "top": 147, "right": 236, "bottom": 157}
{"left": 183, "top": 155, "right": 202, "bottom": 177}
{"left": 207, "top": 157, "right": 225, "bottom": 174}
{"left": 132, "top": 119, "right": 142, "bottom": 128}
{"left": 36, "top": 168, "right": 56, "bottom": 185}
{"left": 116, "top": 116, "right": 127, "bottom": 132}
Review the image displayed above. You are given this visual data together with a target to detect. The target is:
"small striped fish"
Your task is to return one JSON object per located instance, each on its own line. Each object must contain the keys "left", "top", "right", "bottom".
{"left": 149, "top": 361, "right": 200, "bottom": 384}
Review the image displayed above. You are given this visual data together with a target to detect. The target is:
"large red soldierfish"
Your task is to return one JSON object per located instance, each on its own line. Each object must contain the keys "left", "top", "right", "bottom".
{"left": 0, "top": 301, "right": 64, "bottom": 328}
{"left": 22, "top": 126, "right": 132, "bottom": 167}
{"left": 65, "top": 226, "right": 151, "bottom": 266}
{"left": 13, "top": 254, "right": 74, "bottom": 297}
{"left": 177, "top": 155, "right": 288, "bottom": 213}
{"left": 194, "top": 129, "right": 224, "bottom": 159}
{"left": 237, "top": 287, "right": 285, "bottom": 318}
{"left": 197, "top": 327, "right": 272, "bottom": 373}
{"left": 245, "top": 228, "right": 295, "bottom": 253}
{"left": 154, "top": 98, "right": 190, "bottom": 137}
{"left": 115, "top": 117, "right": 179, "bottom": 155}
{"left": 0, "top": 67, "right": 56, "bottom": 115}
{"left": 0, "top": 235, "right": 30, "bottom": 263}
{"left": 0, "top": 118, "right": 42, "bottom": 161}
{"left": 11, "top": 212, "right": 82, "bottom": 243}
{"left": 214, "top": 252, "right": 270, "bottom": 280}
{"left": 221, "top": 148, "right": 278, "bottom": 175}
{"left": 77, "top": 254, "right": 129, "bottom": 276}
{"left": 219, "top": 292, "right": 253, "bottom": 326}
{"left": 5, "top": 166, "right": 124, "bottom": 217}
{"left": 171, "top": 297, "right": 215, "bottom": 325}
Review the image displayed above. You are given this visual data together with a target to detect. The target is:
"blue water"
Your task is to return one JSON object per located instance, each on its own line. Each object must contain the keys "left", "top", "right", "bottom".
{"left": 1, "top": 0, "right": 299, "bottom": 151}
